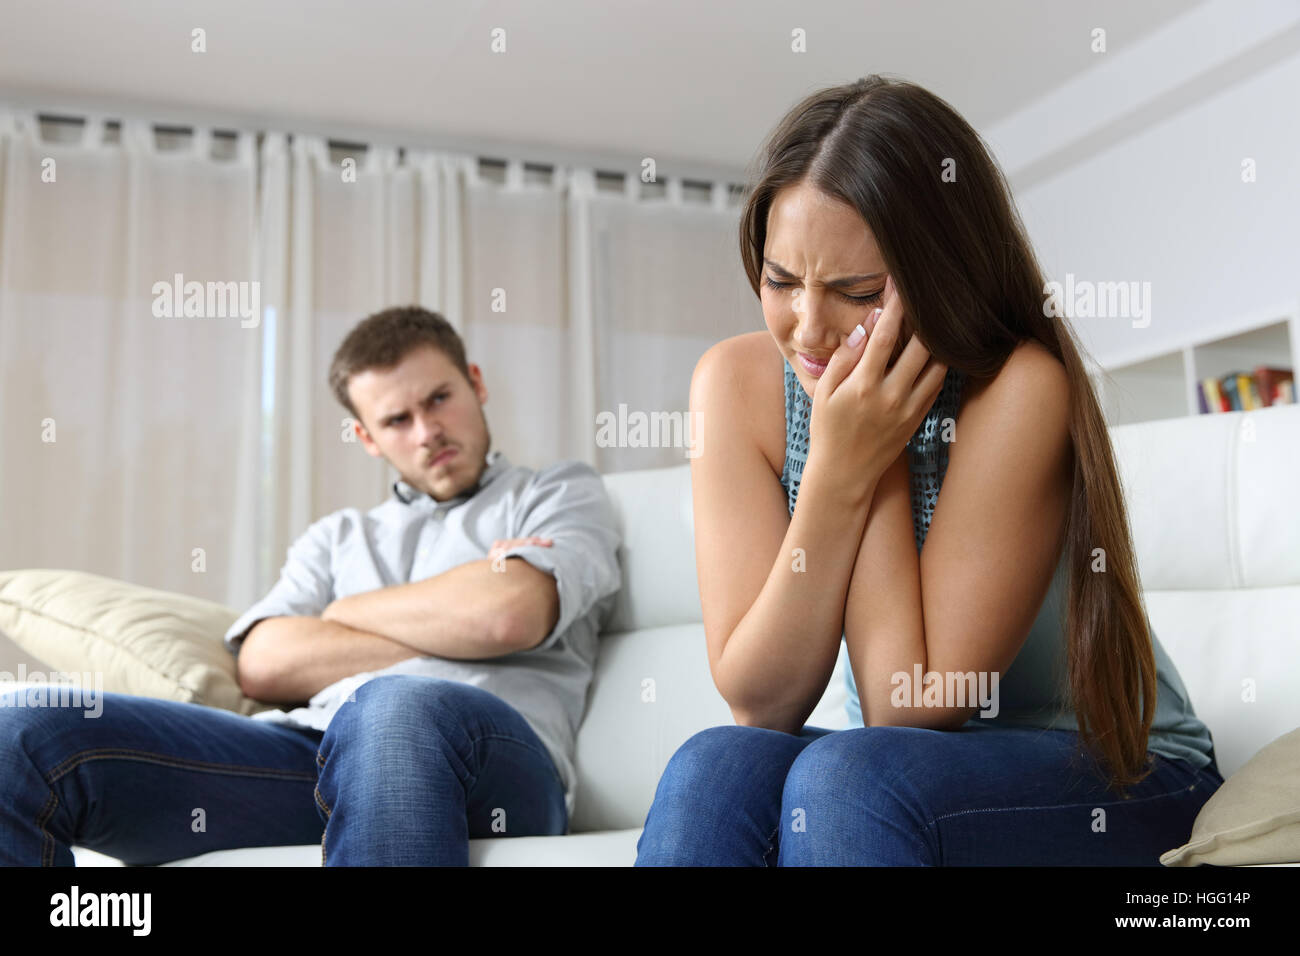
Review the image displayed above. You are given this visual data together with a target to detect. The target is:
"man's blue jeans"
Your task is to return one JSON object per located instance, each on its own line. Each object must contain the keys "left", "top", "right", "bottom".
{"left": 634, "top": 721, "right": 1225, "bottom": 865}
{"left": 0, "top": 675, "right": 567, "bottom": 866}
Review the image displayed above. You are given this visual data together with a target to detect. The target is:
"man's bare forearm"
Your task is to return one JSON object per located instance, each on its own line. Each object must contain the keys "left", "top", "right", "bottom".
{"left": 320, "top": 556, "right": 556, "bottom": 658}
{"left": 237, "top": 616, "right": 425, "bottom": 704}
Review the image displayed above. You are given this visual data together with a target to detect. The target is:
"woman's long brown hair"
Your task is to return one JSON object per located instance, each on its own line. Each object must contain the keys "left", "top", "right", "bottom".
{"left": 738, "top": 74, "right": 1157, "bottom": 795}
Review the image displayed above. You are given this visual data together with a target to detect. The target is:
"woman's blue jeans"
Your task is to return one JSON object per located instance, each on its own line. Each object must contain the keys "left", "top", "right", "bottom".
{"left": 634, "top": 720, "right": 1225, "bottom": 866}
{"left": 0, "top": 674, "right": 567, "bottom": 866}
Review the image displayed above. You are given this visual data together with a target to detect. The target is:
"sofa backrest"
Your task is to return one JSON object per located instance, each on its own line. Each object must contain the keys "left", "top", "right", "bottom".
{"left": 600, "top": 463, "right": 701, "bottom": 633}
{"left": 1110, "top": 402, "right": 1300, "bottom": 777}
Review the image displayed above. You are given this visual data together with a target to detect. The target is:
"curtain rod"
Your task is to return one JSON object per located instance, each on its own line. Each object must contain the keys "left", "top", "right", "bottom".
{"left": 32, "top": 112, "right": 741, "bottom": 192}
{"left": 29, "top": 110, "right": 750, "bottom": 194}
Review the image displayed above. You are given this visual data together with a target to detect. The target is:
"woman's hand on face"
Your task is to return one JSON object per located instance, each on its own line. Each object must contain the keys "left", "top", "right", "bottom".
{"left": 806, "top": 274, "right": 949, "bottom": 495}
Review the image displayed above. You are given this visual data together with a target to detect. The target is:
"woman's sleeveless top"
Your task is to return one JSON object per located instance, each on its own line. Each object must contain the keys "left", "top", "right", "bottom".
{"left": 779, "top": 358, "right": 1216, "bottom": 771}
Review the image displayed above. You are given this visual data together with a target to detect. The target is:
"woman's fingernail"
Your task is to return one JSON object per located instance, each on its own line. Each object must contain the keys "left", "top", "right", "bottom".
{"left": 869, "top": 308, "right": 882, "bottom": 331}
{"left": 846, "top": 323, "right": 865, "bottom": 348}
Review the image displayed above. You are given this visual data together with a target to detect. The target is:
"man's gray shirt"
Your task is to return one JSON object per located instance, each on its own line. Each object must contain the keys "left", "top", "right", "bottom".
{"left": 223, "top": 450, "right": 622, "bottom": 819}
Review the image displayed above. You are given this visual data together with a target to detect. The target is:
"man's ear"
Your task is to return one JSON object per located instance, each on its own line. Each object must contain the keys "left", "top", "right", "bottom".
{"left": 352, "top": 418, "right": 384, "bottom": 458}
{"left": 468, "top": 363, "right": 489, "bottom": 405}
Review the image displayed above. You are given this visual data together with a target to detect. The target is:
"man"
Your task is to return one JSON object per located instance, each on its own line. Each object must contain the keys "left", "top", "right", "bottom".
{"left": 0, "top": 306, "right": 622, "bottom": 866}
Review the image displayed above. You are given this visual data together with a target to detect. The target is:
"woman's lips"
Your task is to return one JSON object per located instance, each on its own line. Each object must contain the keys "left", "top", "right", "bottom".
{"left": 797, "top": 317, "right": 879, "bottom": 377}
{"left": 797, "top": 352, "right": 830, "bottom": 376}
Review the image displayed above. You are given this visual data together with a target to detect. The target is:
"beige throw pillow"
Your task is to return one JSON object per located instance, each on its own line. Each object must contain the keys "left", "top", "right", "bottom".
{"left": 1161, "top": 728, "right": 1300, "bottom": 866}
{"left": 0, "top": 568, "right": 277, "bottom": 717}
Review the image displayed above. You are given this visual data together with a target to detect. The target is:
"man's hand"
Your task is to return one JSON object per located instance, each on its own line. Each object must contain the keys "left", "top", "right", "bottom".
{"left": 487, "top": 536, "right": 552, "bottom": 564}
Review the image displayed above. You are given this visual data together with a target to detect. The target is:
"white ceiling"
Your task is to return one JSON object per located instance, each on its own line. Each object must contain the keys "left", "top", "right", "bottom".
{"left": 0, "top": 0, "right": 1206, "bottom": 178}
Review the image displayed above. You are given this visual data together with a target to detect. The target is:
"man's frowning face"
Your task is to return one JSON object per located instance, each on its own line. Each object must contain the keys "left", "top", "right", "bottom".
{"left": 347, "top": 345, "right": 493, "bottom": 502}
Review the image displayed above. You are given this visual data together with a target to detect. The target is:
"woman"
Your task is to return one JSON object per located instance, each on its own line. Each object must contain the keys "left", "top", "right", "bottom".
{"left": 634, "top": 74, "right": 1223, "bottom": 866}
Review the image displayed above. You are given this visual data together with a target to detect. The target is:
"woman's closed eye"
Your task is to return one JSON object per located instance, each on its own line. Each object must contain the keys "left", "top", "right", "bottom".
{"left": 763, "top": 276, "right": 884, "bottom": 305}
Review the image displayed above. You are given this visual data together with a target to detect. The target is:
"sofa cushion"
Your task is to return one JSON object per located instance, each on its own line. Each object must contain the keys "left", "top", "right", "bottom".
{"left": 0, "top": 568, "right": 275, "bottom": 716}
{"left": 1161, "top": 727, "right": 1300, "bottom": 866}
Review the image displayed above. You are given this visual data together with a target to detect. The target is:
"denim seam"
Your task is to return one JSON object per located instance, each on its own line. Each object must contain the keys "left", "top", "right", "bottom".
{"left": 314, "top": 785, "right": 331, "bottom": 866}
{"left": 36, "top": 747, "right": 318, "bottom": 867}
{"left": 763, "top": 823, "right": 780, "bottom": 866}
{"left": 926, "top": 777, "right": 1207, "bottom": 828}
{"left": 314, "top": 748, "right": 330, "bottom": 865}
{"left": 45, "top": 748, "right": 318, "bottom": 783}
{"left": 38, "top": 790, "right": 59, "bottom": 867}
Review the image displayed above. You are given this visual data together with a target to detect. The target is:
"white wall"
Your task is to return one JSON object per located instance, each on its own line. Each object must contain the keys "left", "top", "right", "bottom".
{"left": 986, "top": 0, "right": 1300, "bottom": 370}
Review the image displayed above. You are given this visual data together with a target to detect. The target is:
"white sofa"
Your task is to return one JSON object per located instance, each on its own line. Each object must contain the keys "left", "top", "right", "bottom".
{"left": 39, "top": 403, "right": 1300, "bottom": 864}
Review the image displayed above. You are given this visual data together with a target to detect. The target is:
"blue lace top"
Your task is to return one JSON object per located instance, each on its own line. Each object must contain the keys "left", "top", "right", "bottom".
{"left": 778, "top": 357, "right": 1216, "bottom": 771}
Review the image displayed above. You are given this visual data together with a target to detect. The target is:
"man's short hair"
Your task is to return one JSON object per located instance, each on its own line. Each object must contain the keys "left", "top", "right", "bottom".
{"left": 328, "top": 306, "right": 471, "bottom": 422}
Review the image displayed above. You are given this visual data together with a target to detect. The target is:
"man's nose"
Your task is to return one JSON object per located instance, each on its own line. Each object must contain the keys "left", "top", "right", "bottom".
{"left": 415, "top": 411, "right": 444, "bottom": 446}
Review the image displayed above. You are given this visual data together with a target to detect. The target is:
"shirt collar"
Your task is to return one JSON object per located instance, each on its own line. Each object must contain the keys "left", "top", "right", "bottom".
{"left": 392, "top": 449, "right": 510, "bottom": 509}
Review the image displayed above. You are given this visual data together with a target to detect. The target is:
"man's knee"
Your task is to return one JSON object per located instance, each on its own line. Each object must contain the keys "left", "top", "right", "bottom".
{"left": 320, "top": 675, "right": 476, "bottom": 752}
{"left": 0, "top": 694, "right": 86, "bottom": 752}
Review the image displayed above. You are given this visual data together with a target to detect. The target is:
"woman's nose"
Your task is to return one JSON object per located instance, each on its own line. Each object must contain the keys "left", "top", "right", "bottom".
{"left": 792, "top": 292, "right": 838, "bottom": 351}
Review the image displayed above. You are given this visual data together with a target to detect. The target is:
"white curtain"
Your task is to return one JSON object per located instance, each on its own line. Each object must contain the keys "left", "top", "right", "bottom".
{"left": 0, "top": 111, "right": 259, "bottom": 607}
{"left": 0, "top": 109, "right": 759, "bottom": 611}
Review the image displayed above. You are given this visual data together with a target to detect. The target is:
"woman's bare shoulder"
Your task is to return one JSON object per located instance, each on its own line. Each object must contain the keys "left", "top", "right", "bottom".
{"left": 960, "top": 339, "right": 1068, "bottom": 412}
{"left": 692, "top": 331, "right": 787, "bottom": 478}
{"left": 955, "top": 339, "right": 1071, "bottom": 468}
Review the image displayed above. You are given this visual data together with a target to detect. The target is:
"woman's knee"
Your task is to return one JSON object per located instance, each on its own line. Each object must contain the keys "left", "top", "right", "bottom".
{"left": 783, "top": 726, "right": 942, "bottom": 804}
{"left": 658, "top": 724, "right": 814, "bottom": 798}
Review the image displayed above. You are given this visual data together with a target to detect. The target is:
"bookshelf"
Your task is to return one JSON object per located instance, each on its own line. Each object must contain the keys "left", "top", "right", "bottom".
{"left": 1085, "top": 302, "right": 1299, "bottom": 426}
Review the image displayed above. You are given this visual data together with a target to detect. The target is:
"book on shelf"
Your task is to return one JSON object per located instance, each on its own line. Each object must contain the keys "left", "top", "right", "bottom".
{"left": 1197, "top": 366, "right": 1294, "bottom": 413}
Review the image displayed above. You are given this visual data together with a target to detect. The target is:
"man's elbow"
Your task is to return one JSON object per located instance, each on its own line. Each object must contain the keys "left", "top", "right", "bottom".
{"left": 235, "top": 652, "right": 269, "bottom": 700}
{"left": 234, "top": 621, "right": 280, "bottom": 699}
{"left": 497, "top": 580, "right": 561, "bottom": 653}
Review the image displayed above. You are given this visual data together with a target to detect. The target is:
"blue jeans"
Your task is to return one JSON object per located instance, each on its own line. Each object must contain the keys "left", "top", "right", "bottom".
{"left": 0, "top": 674, "right": 567, "bottom": 866}
{"left": 635, "top": 721, "right": 1224, "bottom": 866}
